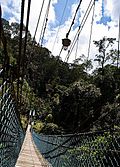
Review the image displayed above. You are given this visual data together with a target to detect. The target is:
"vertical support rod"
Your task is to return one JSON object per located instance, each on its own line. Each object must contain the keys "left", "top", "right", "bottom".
{"left": 117, "top": 15, "right": 120, "bottom": 68}
{"left": 17, "top": 0, "right": 25, "bottom": 102}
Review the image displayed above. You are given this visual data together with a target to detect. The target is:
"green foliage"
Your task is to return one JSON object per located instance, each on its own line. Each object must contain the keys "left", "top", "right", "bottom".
{"left": 97, "top": 102, "right": 120, "bottom": 130}
{"left": 20, "top": 115, "right": 28, "bottom": 130}
{"left": 93, "top": 65, "right": 120, "bottom": 103}
{"left": 63, "top": 132, "right": 113, "bottom": 166}
{"left": 40, "top": 123, "right": 64, "bottom": 134}
{"left": 45, "top": 114, "right": 53, "bottom": 123}
{"left": 53, "top": 81, "right": 101, "bottom": 132}
{"left": 94, "top": 37, "right": 117, "bottom": 72}
{"left": 1, "top": 18, "right": 119, "bottom": 134}
{"left": 33, "top": 121, "right": 44, "bottom": 133}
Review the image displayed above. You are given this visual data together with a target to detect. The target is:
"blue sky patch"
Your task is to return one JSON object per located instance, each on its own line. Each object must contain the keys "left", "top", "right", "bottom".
{"left": 2, "top": 1, "right": 14, "bottom": 21}
{"left": 3, "top": 10, "right": 13, "bottom": 21}
{"left": 53, "top": 0, "right": 78, "bottom": 26}
{"left": 96, "top": 16, "right": 112, "bottom": 25}
{"left": 96, "top": 0, "right": 112, "bottom": 25}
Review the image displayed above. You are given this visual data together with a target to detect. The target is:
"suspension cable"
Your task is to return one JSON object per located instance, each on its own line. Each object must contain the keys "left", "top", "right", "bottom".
{"left": 17, "top": 0, "right": 25, "bottom": 101}
{"left": 69, "top": 0, "right": 94, "bottom": 61}
{"left": 32, "top": 0, "right": 45, "bottom": 43}
{"left": 117, "top": 15, "right": 120, "bottom": 68}
{"left": 66, "top": 0, "right": 83, "bottom": 38}
{"left": 64, "top": 0, "right": 94, "bottom": 62}
{"left": 22, "top": 0, "right": 31, "bottom": 59}
{"left": 87, "top": 0, "right": 95, "bottom": 60}
{"left": 65, "top": 0, "right": 94, "bottom": 62}
{"left": 75, "top": 33, "right": 80, "bottom": 61}
{"left": 58, "top": 0, "right": 83, "bottom": 58}
{"left": 58, "top": 46, "right": 63, "bottom": 58}
{"left": 39, "top": 0, "right": 51, "bottom": 47}
{"left": 51, "top": 0, "right": 69, "bottom": 53}
{"left": 19, "top": 0, "right": 32, "bottom": 103}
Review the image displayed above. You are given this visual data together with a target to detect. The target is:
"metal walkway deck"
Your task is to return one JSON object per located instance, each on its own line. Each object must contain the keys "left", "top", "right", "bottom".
{"left": 15, "top": 125, "right": 50, "bottom": 167}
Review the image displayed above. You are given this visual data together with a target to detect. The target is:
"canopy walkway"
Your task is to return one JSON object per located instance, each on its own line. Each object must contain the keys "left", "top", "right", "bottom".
{"left": 0, "top": 73, "right": 51, "bottom": 167}
{"left": 15, "top": 125, "right": 50, "bottom": 167}
{"left": 0, "top": 67, "right": 120, "bottom": 167}
{"left": 0, "top": 4, "right": 120, "bottom": 167}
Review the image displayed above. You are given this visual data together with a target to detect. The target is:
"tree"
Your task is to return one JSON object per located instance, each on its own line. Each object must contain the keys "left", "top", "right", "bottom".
{"left": 2, "top": 18, "right": 119, "bottom": 134}
{"left": 109, "top": 48, "right": 120, "bottom": 68}
{"left": 94, "top": 37, "right": 116, "bottom": 74}
{"left": 2, "top": 18, "right": 11, "bottom": 39}
{"left": 53, "top": 81, "right": 101, "bottom": 133}
{"left": 73, "top": 54, "right": 93, "bottom": 72}
{"left": 92, "top": 64, "right": 120, "bottom": 103}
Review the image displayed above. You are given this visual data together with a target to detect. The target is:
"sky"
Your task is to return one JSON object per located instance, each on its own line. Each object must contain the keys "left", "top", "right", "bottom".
{"left": 1, "top": 0, "right": 120, "bottom": 65}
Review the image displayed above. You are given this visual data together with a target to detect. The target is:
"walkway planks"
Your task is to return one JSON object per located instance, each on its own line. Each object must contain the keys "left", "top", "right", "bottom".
{"left": 15, "top": 125, "right": 51, "bottom": 167}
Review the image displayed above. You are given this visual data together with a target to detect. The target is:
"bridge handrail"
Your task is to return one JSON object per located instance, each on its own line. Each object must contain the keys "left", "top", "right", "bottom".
{"left": 32, "top": 130, "right": 120, "bottom": 167}
{"left": 32, "top": 131, "right": 72, "bottom": 149}
{"left": 32, "top": 129, "right": 120, "bottom": 155}
{"left": 0, "top": 68, "right": 3, "bottom": 74}
{"left": 0, "top": 80, "right": 7, "bottom": 91}
{"left": 0, "top": 79, "right": 25, "bottom": 167}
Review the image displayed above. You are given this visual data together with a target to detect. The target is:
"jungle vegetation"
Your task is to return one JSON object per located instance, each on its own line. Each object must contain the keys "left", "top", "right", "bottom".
{"left": 1, "top": 18, "right": 120, "bottom": 134}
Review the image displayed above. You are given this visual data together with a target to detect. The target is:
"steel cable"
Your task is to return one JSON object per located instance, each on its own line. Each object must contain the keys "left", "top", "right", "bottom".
{"left": 87, "top": 0, "right": 95, "bottom": 60}
{"left": 64, "top": 0, "right": 94, "bottom": 62}
{"left": 32, "top": 0, "right": 45, "bottom": 43}
{"left": 39, "top": 0, "right": 51, "bottom": 47}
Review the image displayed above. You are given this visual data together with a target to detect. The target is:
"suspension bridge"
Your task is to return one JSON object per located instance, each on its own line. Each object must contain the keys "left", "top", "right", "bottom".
{"left": 0, "top": 0, "right": 120, "bottom": 166}
{"left": 0, "top": 66, "right": 120, "bottom": 166}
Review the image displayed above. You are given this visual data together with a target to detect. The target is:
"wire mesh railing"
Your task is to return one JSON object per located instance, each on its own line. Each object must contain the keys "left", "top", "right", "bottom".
{"left": 0, "top": 78, "right": 25, "bottom": 167}
{"left": 32, "top": 130, "right": 120, "bottom": 167}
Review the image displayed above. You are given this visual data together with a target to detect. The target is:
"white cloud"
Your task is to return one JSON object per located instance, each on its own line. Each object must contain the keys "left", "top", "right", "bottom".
{"left": 111, "top": 0, "right": 120, "bottom": 20}
{"left": 1, "top": 0, "right": 12, "bottom": 6}
{"left": 22, "top": 0, "right": 58, "bottom": 43}
{"left": 45, "top": 0, "right": 119, "bottom": 65}
{"left": 104, "top": 0, "right": 113, "bottom": 17}
{"left": 1, "top": 0, "right": 57, "bottom": 38}
{"left": 45, "top": 0, "right": 103, "bottom": 61}
{"left": 1, "top": 0, "right": 20, "bottom": 22}
{"left": 1, "top": 0, "right": 119, "bottom": 66}
{"left": 104, "top": 0, "right": 120, "bottom": 22}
